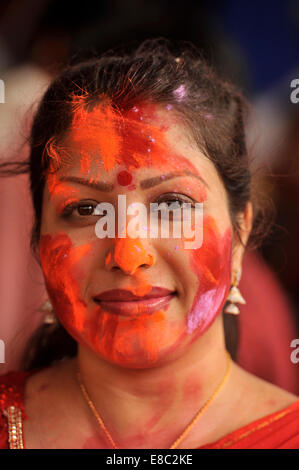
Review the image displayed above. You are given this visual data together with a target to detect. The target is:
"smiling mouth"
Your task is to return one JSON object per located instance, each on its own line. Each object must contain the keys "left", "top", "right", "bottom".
{"left": 93, "top": 288, "right": 176, "bottom": 316}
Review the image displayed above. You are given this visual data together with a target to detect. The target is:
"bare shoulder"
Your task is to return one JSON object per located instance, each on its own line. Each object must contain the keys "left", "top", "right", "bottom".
{"left": 195, "top": 363, "right": 299, "bottom": 447}
{"left": 25, "top": 358, "right": 75, "bottom": 401}
{"left": 24, "top": 358, "right": 79, "bottom": 448}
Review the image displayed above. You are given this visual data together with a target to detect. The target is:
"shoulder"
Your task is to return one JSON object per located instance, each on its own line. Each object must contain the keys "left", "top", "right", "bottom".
{"left": 197, "top": 362, "right": 299, "bottom": 449}
{"left": 212, "top": 363, "right": 299, "bottom": 449}
{"left": 24, "top": 359, "right": 74, "bottom": 400}
{"left": 23, "top": 359, "right": 79, "bottom": 449}
{"left": 230, "top": 361, "right": 298, "bottom": 413}
{"left": 207, "top": 398, "right": 299, "bottom": 449}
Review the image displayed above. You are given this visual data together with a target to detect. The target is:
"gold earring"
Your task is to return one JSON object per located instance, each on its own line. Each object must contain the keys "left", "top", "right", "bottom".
{"left": 224, "top": 268, "right": 246, "bottom": 315}
{"left": 40, "top": 299, "right": 56, "bottom": 324}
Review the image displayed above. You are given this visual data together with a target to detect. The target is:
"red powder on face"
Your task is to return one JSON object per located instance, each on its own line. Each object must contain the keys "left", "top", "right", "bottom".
{"left": 41, "top": 97, "right": 232, "bottom": 368}
{"left": 40, "top": 233, "right": 90, "bottom": 334}
{"left": 104, "top": 251, "right": 112, "bottom": 266}
{"left": 45, "top": 97, "right": 208, "bottom": 219}
{"left": 49, "top": 96, "right": 202, "bottom": 179}
{"left": 186, "top": 216, "right": 232, "bottom": 335}
{"left": 40, "top": 231, "right": 183, "bottom": 367}
{"left": 45, "top": 157, "right": 81, "bottom": 208}
{"left": 87, "top": 306, "right": 184, "bottom": 367}
{"left": 40, "top": 221, "right": 232, "bottom": 368}
{"left": 117, "top": 170, "right": 132, "bottom": 186}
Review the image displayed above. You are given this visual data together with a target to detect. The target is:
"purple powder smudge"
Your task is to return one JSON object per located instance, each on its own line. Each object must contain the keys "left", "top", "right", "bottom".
{"left": 173, "top": 84, "right": 186, "bottom": 102}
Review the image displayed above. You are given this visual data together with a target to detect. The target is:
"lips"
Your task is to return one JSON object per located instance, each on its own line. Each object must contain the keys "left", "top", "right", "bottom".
{"left": 93, "top": 287, "right": 176, "bottom": 316}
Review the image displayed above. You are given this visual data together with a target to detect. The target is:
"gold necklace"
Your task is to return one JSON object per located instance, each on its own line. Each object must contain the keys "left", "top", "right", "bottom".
{"left": 77, "top": 351, "right": 232, "bottom": 449}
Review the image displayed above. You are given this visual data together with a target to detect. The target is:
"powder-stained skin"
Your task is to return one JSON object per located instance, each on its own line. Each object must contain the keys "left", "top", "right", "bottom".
{"left": 40, "top": 98, "right": 233, "bottom": 369}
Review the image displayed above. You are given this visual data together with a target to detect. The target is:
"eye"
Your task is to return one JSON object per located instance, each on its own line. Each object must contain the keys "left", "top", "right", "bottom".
{"left": 151, "top": 193, "right": 196, "bottom": 221}
{"left": 154, "top": 193, "right": 195, "bottom": 207}
{"left": 60, "top": 200, "right": 99, "bottom": 219}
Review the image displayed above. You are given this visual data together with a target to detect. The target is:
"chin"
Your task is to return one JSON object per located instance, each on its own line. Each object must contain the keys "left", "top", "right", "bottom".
{"left": 89, "top": 331, "right": 190, "bottom": 370}
{"left": 95, "top": 349, "right": 177, "bottom": 370}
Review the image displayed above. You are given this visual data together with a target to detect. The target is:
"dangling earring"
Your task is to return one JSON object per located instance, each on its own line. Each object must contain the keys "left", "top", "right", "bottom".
{"left": 224, "top": 268, "right": 246, "bottom": 315}
{"left": 40, "top": 299, "right": 56, "bottom": 324}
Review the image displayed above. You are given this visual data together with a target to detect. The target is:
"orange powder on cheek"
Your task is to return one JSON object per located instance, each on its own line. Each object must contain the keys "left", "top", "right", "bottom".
{"left": 40, "top": 233, "right": 91, "bottom": 333}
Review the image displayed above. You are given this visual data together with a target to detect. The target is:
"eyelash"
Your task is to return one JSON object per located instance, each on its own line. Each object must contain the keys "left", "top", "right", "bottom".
{"left": 156, "top": 193, "right": 196, "bottom": 207}
{"left": 60, "top": 200, "right": 98, "bottom": 218}
{"left": 60, "top": 194, "right": 196, "bottom": 219}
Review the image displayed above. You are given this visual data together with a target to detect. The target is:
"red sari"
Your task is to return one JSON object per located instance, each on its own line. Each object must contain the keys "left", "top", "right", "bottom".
{"left": 0, "top": 370, "right": 299, "bottom": 449}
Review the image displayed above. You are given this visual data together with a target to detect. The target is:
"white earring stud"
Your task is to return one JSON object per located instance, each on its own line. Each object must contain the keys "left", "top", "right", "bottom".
{"left": 224, "top": 268, "right": 246, "bottom": 315}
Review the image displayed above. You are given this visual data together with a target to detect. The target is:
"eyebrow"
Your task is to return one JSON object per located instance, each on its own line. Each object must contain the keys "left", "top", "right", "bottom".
{"left": 59, "top": 170, "right": 208, "bottom": 192}
{"left": 139, "top": 170, "right": 208, "bottom": 189}
{"left": 59, "top": 176, "right": 114, "bottom": 192}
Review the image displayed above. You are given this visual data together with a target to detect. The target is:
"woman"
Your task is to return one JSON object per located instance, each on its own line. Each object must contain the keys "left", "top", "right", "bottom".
{"left": 0, "top": 38, "right": 298, "bottom": 449}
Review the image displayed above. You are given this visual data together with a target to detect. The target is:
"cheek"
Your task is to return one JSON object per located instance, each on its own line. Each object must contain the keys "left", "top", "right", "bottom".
{"left": 186, "top": 215, "right": 232, "bottom": 334}
{"left": 39, "top": 233, "right": 91, "bottom": 334}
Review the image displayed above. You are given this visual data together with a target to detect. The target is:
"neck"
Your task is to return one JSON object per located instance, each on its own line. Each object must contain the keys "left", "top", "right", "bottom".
{"left": 73, "top": 317, "right": 231, "bottom": 448}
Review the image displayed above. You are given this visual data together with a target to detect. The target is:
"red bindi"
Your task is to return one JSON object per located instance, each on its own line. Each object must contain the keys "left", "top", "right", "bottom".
{"left": 117, "top": 170, "right": 132, "bottom": 186}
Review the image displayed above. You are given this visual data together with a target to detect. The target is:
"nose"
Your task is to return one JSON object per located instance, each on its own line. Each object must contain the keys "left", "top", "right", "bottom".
{"left": 105, "top": 236, "right": 156, "bottom": 275}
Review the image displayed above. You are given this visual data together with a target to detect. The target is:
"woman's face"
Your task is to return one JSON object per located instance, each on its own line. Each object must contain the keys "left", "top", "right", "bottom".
{"left": 40, "top": 101, "right": 238, "bottom": 368}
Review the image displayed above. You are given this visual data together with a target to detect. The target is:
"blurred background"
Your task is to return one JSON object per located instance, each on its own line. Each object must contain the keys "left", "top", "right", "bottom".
{"left": 0, "top": 0, "right": 298, "bottom": 393}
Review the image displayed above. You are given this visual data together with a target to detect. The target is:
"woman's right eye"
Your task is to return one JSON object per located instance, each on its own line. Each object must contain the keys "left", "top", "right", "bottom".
{"left": 61, "top": 201, "right": 99, "bottom": 219}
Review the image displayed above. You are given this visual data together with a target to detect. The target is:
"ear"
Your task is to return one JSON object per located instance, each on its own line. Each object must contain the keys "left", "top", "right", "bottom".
{"left": 231, "top": 202, "right": 253, "bottom": 282}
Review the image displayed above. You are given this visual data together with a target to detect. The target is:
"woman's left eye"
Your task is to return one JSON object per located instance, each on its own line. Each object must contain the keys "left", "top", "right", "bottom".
{"left": 154, "top": 193, "right": 195, "bottom": 207}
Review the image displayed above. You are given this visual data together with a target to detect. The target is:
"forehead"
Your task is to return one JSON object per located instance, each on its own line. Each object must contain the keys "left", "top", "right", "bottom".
{"left": 48, "top": 100, "right": 216, "bottom": 184}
